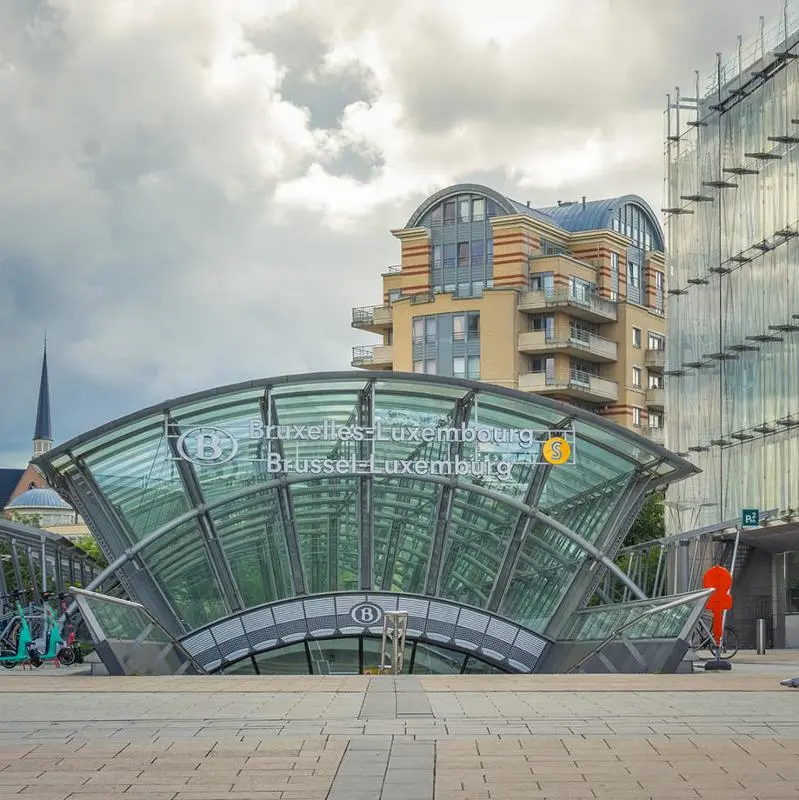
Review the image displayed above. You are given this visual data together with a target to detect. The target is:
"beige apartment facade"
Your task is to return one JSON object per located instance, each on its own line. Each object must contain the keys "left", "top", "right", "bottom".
{"left": 351, "top": 183, "right": 666, "bottom": 438}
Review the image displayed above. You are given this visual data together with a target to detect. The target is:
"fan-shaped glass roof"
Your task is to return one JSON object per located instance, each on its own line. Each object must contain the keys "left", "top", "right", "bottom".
{"left": 34, "top": 372, "right": 696, "bottom": 672}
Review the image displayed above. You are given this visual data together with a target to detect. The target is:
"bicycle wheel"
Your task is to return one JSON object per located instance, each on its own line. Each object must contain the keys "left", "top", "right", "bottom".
{"left": 690, "top": 627, "right": 709, "bottom": 653}
{"left": 0, "top": 649, "right": 17, "bottom": 669}
{"left": 720, "top": 628, "right": 739, "bottom": 659}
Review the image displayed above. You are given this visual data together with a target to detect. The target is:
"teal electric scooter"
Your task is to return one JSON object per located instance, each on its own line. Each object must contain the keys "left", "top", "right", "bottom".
{"left": 0, "top": 590, "right": 43, "bottom": 669}
{"left": 37, "top": 592, "right": 76, "bottom": 666}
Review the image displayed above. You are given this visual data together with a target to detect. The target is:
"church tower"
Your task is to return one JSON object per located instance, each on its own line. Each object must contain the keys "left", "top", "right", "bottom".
{"left": 32, "top": 340, "right": 53, "bottom": 459}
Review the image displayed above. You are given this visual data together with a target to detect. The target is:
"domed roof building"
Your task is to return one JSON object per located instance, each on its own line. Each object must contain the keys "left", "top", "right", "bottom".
{"left": 1, "top": 343, "right": 90, "bottom": 541}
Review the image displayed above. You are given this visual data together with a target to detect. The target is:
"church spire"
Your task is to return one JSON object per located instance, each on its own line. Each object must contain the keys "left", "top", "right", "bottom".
{"left": 33, "top": 336, "right": 53, "bottom": 458}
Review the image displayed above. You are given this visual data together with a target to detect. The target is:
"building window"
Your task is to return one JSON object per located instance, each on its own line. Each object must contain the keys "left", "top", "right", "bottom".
{"left": 472, "top": 198, "right": 485, "bottom": 221}
{"left": 786, "top": 553, "right": 799, "bottom": 613}
{"left": 632, "top": 407, "right": 642, "bottom": 427}
{"left": 467, "top": 356, "right": 480, "bottom": 379}
{"left": 413, "top": 318, "right": 424, "bottom": 342}
{"left": 443, "top": 243, "right": 456, "bottom": 267}
{"left": 414, "top": 361, "right": 424, "bottom": 373}
{"left": 431, "top": 205, "right": 443, "bottom": 226}
{"left": 627, "top": 261, "right": 639, "bottom": 287}
{"left": 486, "top": 238, "right": 493, "bottom": 265}
{"left": 632, "top": 327, "right": 641, "bottom": 348}
{"left": 471, "top": 239, "right": 484, "bottom": 264}
{"left": 388, "top": 290, "right": 402, "bottom": 303}
{"left": 425, "top": 358, "right": 436, "bottom": 375}
{"left": 453, "top": 315, "right": 465, "bottom": 340}
{"left": 458, "top": 199, "right": 470, "bottom": 223}
{"left": 648, "top": 373, "right": 663, "bottom": 389}
{"left": 443, "top": 202, "right": 456, "bottom": 223}
{"left": 425, "top": 317, "right": 436, "bottom": 342}
{"left": 432, "top": 244, "right": 442, "bottom": 267}
{"left": 530, "top": 356, "right": 555, "bottom": 376}
{"left": 467, "top": 313, "right": 480, "bottom": 340}
{"left": 453, "top": 356, "right": 466, "bottom": 378}
{"left": 649, "top": 411, "right": 663, "bottom": 428}
{"left": 457, "top": 242, "right": 469, "bottom": 267}
{"left": 648, "top": 332, "right": 665, "bottom": 350}
{"left": 530, "top": 315, "right": 555, "bottom": 338}
{"left": 530, "top": 272, "right": 554, "bottom": 294}
{"left": 632, "top": 367, "right": 642, "bottom": 388}
{"left": 610, "top": 252, "right": 619, "bottom": 300}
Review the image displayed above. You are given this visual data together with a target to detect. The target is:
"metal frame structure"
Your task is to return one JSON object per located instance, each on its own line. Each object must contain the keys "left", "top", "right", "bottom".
{"left": 0, "top": 517, "right": 103, "bottom": 601}
{"left": 664, "top": 2, "right": 799, "bottom": 535}
{"left": 33, "top": 371, "right": 699, "bottom": 673}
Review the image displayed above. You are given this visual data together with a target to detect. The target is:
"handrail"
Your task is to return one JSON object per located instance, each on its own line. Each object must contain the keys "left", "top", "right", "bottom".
{"left": 564, "top": 588, "right": 713, "bottom": 673}
{"left": 525, "top": 286, "right": 618, "bottom": 317}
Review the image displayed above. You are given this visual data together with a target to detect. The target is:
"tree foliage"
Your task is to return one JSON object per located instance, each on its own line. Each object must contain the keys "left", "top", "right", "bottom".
{"left": 73, "top": 536, "right": 108, "bottom": 568}
{"left": 624, "top": 491, "right": 665, "bottom": 547}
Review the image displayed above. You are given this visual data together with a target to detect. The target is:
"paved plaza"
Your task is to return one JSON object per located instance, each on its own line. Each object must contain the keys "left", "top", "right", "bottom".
{"left": 2, "top": 654, "right": 799, "bottom": 799}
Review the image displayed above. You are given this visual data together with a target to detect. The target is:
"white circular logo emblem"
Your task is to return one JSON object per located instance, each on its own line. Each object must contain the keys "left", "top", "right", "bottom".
{"left": 176, "top": 426, "right": 239, "bottom": 465}
{"left": 350, "top": 602, "right": 383, "bottom": 626}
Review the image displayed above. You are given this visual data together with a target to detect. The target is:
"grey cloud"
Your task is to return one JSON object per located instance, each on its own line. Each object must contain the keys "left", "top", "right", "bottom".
{"left": 0, "top": 0, "right": 793, "bottom": 469}
{"left": 390, "top": 0, "right": 788, "bottom": 136}
{"left": 248, "top": 9, "right": 379, "bottom": 129}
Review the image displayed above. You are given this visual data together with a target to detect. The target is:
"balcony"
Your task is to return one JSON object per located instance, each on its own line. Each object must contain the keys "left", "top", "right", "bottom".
{"left": 517, "top": 330, "right": 618, "bottom": 362}
{"left": 645, "top": 348, "right": 666, "bottom": 370}
{"left": 642, "top": 426, "right": 665, "bottom": 445}
{"left": 351, "top": 344, "right": 393, "bottom": 370}
{"left": 518, "top": 288, "right": 618, "bottom": 323}
{"left": 646, "top": 387, "right": 665, "bottom": 409}
{"left": 518, "top": 370, "right": 619, "bottom": 403}
{"left": 352, "top": 304, "right": 393, "bottom": 333}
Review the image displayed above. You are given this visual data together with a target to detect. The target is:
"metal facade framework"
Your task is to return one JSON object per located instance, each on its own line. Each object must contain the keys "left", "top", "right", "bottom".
{"left": 664, "top": 3, "right": 799, "bottom": 535}
{"left": 34, "top": 371, "right": 698, "bottom": 674}
{"left": 0, "top": 517, "right": 103, "bottom": 601}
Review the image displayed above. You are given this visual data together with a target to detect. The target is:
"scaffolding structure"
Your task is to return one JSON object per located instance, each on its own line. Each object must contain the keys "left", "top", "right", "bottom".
{"left": 664, "top": 1, "right": 799, "bottom": 535}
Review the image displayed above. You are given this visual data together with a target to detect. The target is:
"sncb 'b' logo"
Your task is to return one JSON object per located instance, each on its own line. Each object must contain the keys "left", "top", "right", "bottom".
{"left": 176, "top": 427, "right": 239, "bottom": 465}
{"left": 350, "top": 602, "right": 383, "bottom": 626}
{"left": 542, "top": 436, "right": 571, "bottom": 465}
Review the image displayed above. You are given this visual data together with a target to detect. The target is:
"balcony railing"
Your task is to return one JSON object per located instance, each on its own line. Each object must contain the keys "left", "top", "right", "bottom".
{"left": 352, "top": 304, "right": 393, "bottom": 329}
{"left": 518, "top": 287, "right": 618, "bottom": 321}
{"left": 643, "top": 426, "right": 665, "bottom": 445}
{"left": 351, "top": 344, "right": 393, "bottom": 368}
{"left": 646, "top": 387, "right": 665, "bottom": 408}
{"left": 518, "top": 370, "right": 618, "bottom": 402}
{"left": 383, "top": 264, "right": 401, "bottom": 275}
{"left": 645, "top": 348, "right": 666, "bottom": 370}
{"left": 517, "top": 330, "right": 618, "bottom": 361}
{"left": 410, "top": 291, "right": 435, "bottom": 305}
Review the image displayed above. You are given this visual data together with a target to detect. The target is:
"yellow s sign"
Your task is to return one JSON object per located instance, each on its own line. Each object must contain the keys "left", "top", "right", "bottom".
{"left": 542, "top": 436, "right": 571, "bottom": 465}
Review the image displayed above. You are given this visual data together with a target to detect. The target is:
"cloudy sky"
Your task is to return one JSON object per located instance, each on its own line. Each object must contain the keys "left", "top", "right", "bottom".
{"left": 0, "top": 0, "right": 789, "bottom": 467}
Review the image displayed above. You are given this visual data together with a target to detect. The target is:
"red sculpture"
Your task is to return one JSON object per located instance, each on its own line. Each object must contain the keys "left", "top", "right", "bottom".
{"left": 703, "top": 565, "right": 733, "bottom": 648}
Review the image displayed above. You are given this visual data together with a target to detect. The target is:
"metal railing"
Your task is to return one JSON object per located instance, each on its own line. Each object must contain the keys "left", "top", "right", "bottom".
{"left": 383, "top": 264, "right": 401, "bottom": 274}
{"left": 526, "top": 287, "right": 618, "bottom": 318}
{"left": 352, "top": 305, "right": 392, "bottom": 326}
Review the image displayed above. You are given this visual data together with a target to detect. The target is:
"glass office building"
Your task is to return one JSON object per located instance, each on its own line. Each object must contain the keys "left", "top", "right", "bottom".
{"left": 36, "top": 372, "right": 702, "bottom": 674}
{"left": 664, "top": 6, "right": 799, "bottom": 534}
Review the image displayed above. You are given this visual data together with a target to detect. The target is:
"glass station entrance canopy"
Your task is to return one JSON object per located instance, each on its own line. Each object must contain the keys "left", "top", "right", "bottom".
{"left": 35, "top": 372, "right": 698, "bottom": 675}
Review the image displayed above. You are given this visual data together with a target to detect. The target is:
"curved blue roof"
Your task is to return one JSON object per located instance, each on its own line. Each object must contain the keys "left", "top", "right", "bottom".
{"left": 405, "top": 185, "right": 664, "bottom": 251}
{"left": 536, "top": 195, "right": 664, "bottom": 250}
{"left": 7, "top": 487, "right": 72, "bottom": 510}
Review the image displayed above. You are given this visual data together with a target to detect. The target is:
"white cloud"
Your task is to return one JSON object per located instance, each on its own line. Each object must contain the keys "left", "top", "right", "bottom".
{"left": 0, "top": 0, "right": 789, "bottom": 466}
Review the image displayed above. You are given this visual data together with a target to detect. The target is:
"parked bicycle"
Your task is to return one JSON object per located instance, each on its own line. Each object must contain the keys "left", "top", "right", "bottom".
{"left": 690, "top": 614, "right": 739, "bottom": 659}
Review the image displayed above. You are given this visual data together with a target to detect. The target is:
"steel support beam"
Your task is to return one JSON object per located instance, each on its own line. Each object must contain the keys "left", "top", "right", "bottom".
{"left": 166, "top": 415, "right": 244, "bottom": 612}
{"left": 82, "top": 468, "right": 651, "bottom": 616}
{"left": 262, "top": 391, "right": 307, "bottom": 595}
{"left": 357, "top": 381, "right": 375, "bottom": 590}
{"left": 65, "top": 455, "right": 185, "bottom": 636}
{"left": 25, "top": 547, "right": 40, "bottom": 603}
{"left": 487, "top": 416, "right": 572, "bottom": 613}
{"left": 424, "top": 391, "right": 476, "bottom": 596}
{"left": 543, "top": 472, "right": 653, "bottom": 639}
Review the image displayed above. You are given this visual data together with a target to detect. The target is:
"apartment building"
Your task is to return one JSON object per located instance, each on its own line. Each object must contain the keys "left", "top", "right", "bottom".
{"left": 351, "top": 183, "right": 667, "bottom": 437}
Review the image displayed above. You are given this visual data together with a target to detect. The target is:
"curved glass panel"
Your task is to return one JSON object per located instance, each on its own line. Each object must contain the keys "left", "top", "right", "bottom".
{"left": 37, "top": 372, "right": 695, "bottom": 654}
